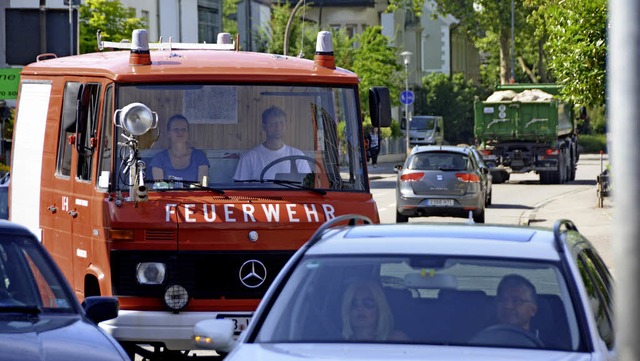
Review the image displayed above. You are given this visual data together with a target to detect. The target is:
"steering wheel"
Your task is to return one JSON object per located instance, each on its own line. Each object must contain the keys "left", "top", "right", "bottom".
{"left": 259, "top": 155, "right": 320, "bottom": 182}
{"left": 470, "top": 324, "right": 544, "bottom": 348}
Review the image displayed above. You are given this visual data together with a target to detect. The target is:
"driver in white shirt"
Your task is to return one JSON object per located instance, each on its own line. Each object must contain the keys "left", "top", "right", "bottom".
{"left": 234, "top": 105, "right": 311, "bottom": 181}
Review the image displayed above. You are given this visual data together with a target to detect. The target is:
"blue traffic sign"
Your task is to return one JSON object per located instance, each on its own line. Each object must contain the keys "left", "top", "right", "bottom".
{"left": 400, "top": 90, "right": 414, "bottom": 105}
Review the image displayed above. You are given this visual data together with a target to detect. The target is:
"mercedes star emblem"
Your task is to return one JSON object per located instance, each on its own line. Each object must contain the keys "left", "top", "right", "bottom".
{"left": 239, "top": 259, "right": 267, "bottom": 288}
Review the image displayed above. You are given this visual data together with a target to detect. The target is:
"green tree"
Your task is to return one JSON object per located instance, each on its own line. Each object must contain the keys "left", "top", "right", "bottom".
{"left": 222, "top": 0, "right": 240, "bottom": 35}
{"left": 385, "top": 0, "right": 426, "bottom": 15}
{"left": 254, "top": 2, "right": 318, "bottom": 56}
{"left": 432, "top": 0, "right": 537, "bottom": 85}
{"left": 529, "top": 0, "right": 607, "bottom": 108}
{"left": 416, "top": 73, "right": 485, "bottom": 144}
{"left": 79, "top": 0, "right": 146, "bottom": 54}
{"left": 351, "top": 26, "right": 403, "bottom": 120}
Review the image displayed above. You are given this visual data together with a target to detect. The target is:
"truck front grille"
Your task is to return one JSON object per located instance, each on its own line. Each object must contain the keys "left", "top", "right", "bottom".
{"left": 110, "top": 250, "right": 294, "bottom": 300}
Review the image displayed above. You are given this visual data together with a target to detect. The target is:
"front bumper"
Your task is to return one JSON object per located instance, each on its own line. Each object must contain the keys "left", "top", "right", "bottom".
{"left": 101, "top": 310, "right": 252, "bottom": 350}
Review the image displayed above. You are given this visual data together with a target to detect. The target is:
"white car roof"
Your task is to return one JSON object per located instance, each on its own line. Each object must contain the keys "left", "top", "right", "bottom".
{"left": 305, "top": 223, "right": 562, "bottom": 262}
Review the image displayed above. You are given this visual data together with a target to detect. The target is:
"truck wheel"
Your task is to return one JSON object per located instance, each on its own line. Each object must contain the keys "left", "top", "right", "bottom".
{"left": 492, "top": 172, "right": 503, "bottom": 184}
{"left": 568, "top": 156, "right": 576, "bottom": 181}
{"left": 539, "top": 171, "right": 551, "bottom": 184}
{"left": 396, "top": 210, "right": 409, "bottom": 223}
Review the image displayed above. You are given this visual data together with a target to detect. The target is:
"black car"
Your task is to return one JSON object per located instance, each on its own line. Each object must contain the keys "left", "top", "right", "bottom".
{"left": 0, "top": 220, "right": 128, "bottom": 361}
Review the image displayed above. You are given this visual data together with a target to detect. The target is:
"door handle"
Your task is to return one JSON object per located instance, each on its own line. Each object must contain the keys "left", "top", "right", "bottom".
{"left": 68, "top": 210, "right": 78, "bottom": 218}
{"left": 47, "top": 205, "right": 57, "bottom": 214}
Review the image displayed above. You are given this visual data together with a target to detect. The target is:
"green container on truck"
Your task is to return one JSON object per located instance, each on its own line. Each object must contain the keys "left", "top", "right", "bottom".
{"left": 474, "top": 84, "right": 580, "bottom": 184}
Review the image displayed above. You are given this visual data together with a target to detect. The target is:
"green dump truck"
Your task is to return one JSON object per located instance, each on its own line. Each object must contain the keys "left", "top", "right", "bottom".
{"left": 474, "top": 84, "right": 581, "bottom": 184}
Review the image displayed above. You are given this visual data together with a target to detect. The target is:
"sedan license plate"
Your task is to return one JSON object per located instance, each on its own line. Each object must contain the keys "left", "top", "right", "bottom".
{"left": 427, "top": 199, "right": 454, "bottom": 206}
{"left": 216, "top": 314, "right": 252, "bottom": 335}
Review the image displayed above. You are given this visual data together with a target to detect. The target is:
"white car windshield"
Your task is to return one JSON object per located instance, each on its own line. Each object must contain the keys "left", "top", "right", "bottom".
{"left": 254, "top": 255, "right": 583, "bottom": 351}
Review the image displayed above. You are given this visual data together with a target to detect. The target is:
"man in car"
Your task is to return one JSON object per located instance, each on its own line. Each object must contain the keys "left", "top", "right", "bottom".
{"left": 233, "top": 105, "right": 311, "bottom": 181}
{"left": 471, "top": 273, "right": 544, "bottom": 347}
{"left": 494, "top": 274, "right": 543, "bottom": 343}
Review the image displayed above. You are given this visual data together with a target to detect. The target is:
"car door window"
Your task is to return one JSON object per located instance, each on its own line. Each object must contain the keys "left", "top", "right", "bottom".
{"left": 577, "top": 249, "right": 614, "bottom": 348}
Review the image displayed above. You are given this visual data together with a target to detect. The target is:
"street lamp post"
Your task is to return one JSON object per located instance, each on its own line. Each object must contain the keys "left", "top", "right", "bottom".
{"left": 401, "top": 51, "right": 412, "bottom": 156}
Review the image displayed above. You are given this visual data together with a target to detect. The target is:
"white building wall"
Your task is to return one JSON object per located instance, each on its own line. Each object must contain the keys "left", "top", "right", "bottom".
{"left": 237, "top": 0, "right": 271, "bottom": 51}
{"left": 158, "top": 0, "right": 198, "bottom": 42}
{"left": 420, "top": 1, "right": 457, "bottom": 75}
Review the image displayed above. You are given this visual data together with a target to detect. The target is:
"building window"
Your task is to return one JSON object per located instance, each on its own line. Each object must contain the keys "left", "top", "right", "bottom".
{"left": 345, "top": 24, "right": 356, "bottom": 39}
{"left": 141, "top": 10, "right": 149, "bottom": 25}
{"left": 198, "top": 0, "right": 221, "bottom": 43}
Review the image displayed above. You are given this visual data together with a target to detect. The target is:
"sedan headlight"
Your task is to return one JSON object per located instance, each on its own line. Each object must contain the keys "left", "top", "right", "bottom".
{"left": 136, "top": 262, "right": 166, "bottom": 284}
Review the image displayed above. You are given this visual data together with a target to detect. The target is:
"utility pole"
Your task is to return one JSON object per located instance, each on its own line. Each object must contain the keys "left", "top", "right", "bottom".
{"left": 610, "top": 0, "right": 640, "bottom": 359}
{"left": 401, "top": 51, "right": 412, "bottom": 156}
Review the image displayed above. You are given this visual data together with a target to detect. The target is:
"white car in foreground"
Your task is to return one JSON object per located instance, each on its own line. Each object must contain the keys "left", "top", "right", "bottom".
{"left": 193, "top": 215, "right": 615, "bottom": 361}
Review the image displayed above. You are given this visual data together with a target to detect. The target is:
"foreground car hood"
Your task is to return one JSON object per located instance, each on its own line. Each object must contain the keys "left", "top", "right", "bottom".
{"left": 226, "top": 343, "right": 591, "bottom": 361}
{"left": 0, "top": 317, "right": 127, "bottom": 361}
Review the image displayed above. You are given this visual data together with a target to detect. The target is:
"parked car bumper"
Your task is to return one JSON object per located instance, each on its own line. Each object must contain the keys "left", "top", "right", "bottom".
{"left": 397, "top": 193, "right": 483, "bottom": 218}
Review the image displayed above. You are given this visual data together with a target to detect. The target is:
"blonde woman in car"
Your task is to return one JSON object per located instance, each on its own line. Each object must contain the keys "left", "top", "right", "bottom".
{"left": 341, "top": 280, "right": 409, "bottom": 341}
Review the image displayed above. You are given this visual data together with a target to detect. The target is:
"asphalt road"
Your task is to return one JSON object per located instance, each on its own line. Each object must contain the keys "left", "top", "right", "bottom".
{"left": 368, "top": 154, "right": 614, "bottom": 271}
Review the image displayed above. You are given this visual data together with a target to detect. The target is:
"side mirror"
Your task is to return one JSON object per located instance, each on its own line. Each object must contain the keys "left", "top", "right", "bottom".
{"left": 393, "top": 164, "right": 402, "bottom": 173}
{"left": 369, "top": 87, "right": 391, "bottom": 127}
{"left": 82, "top": 296, "right": 119, "bottom": 324}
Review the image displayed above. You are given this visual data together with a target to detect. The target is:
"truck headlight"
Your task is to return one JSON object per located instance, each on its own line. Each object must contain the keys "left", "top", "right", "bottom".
{"left": 136, "top": 262, "right": 166, "bottom": 284}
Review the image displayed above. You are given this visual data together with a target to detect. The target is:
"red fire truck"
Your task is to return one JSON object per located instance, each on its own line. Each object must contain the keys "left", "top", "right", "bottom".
{"left": 9, "top": 29, "right": 390, "bottom": 359}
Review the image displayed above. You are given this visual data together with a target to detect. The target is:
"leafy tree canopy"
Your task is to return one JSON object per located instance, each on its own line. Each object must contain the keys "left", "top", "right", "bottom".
{"left": 528, "top": 0, "right": 607, "bottom": 107}
{"left": 79, "top": 0, "right": 146, "bottom": 54}
{"left": 223, "top": 0, "right": 241, "bottom": 35}
{"left": 351, "top": 26, "right": 403, "bottom": 119}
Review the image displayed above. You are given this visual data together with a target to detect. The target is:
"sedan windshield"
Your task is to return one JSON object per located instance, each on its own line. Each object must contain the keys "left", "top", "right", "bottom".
{"left": 254, "top": 255, "right": 584, "bottom": 351}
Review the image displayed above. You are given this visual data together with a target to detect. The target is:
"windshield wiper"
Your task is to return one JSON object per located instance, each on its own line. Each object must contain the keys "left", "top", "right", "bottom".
{"left": 149, "top": 179, "right": 225, "bottom": 194}
{"left": 0, "top": 305, "right": 42, "bottom": 315}
{"left": 235, "top": 179, "right": 327, "bottom": 195}
{"left": 187, "top": 182, "right": 226, "bottom": 195}
{"left": 265, "top": 179, "right": 327, "bottom": 195}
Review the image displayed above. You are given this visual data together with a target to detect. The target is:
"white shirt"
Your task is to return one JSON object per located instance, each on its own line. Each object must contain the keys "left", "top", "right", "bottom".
{"left": 234, "top": 144, "right": 312, "bottom": 181}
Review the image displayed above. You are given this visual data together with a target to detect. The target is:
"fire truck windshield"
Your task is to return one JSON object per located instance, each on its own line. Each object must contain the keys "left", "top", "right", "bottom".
{"left": 111, "top": 84, "right": 367, "bottom": 193}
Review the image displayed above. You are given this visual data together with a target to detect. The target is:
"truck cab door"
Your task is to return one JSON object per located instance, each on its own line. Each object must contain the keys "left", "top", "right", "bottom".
{"left": 41, "top": 81, "right": 81, "bottom": 291}
{"left": 70, "top": 82, "right": 102, "bottom": 298}
{"left": 50, "top": 81, "right": 102, "bottom": 298}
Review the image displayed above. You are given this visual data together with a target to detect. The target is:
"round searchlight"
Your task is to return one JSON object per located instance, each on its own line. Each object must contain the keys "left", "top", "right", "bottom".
{"left": 164, "top": 284, "right": 189, "bottom": 311}
{"left": 115, "top": 102, "right": 158, "bottom": 136}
